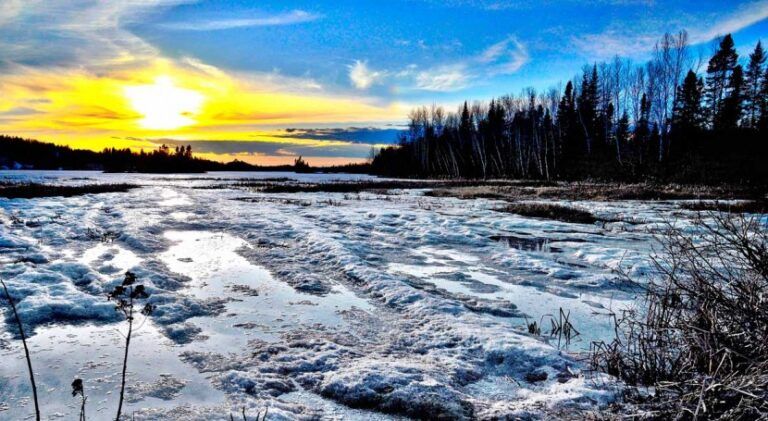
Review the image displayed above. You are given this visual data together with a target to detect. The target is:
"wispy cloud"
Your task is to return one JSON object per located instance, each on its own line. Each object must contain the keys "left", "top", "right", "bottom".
{"left": 276, "top": 127, "right": 403, "bottom": 144}
{"left": 414, "top": 64, "right": 471, "bottom": 91}
{"left": 417, "top": 0, "right": 655, "bottom": 11}
{"left": 479, "top": 36, "right": 529, "bottom": 74}
{"left": 688, "top": 1, "right": 768, "bottom": 43}
{"left": 572, "top": 0, "right": 768, "bottom": 59}
{"left": 351, "top": 35, "right": 528, "bottom": 92}
{"left": 161, "top": 10, "right": 322, "bottom": 31}
{"left": 0, "top": 1, "right": 190, "bottom": 70}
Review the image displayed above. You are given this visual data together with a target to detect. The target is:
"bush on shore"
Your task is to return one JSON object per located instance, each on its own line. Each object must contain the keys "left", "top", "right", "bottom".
{"left": 592, "top": 213, "right": 768, "bottom": 419}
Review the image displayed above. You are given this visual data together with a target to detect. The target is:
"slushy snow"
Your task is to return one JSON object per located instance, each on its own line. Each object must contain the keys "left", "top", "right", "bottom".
{"left": 0, "top": 171, "right": 704, "bottom": 420}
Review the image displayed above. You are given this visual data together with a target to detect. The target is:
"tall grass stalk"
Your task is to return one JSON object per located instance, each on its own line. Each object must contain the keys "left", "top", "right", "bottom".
{"left": 1, "top": 278, "right": 40, "bottom": 421}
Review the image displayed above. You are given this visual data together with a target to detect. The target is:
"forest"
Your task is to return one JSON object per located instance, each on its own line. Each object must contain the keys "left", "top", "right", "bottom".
{"left": 0, "top": 136, "right": 290, "bottom": 173}
{"left": 372, "top": 32, "right": 768, "bottom": 184}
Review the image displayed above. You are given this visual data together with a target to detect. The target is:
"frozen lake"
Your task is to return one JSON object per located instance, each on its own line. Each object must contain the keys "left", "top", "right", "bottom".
{"left": 0, "top": 171, "right": 703, "bottom": 419}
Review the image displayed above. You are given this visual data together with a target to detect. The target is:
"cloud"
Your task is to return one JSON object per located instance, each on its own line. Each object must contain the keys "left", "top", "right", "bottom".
{"left": 276, "top": 127, "right": 404, "bottom": 144}
{"left": 479, "top": 36, "right": 529, "bottom": 74}
{"left": 415, "top": 0, "right": 655, "bottom": 11}
{"left": 688, "top": 1, "right": 768, "bottom": 44}
{"left": 0, "top": 0, "right": 26, "bottom": 26}
{"left": 0, "top": 1, "right": 190, "bottom": 70}
{"left": 142, "top": 138, "right": 378, "bottom": 158}
{"left": 349, "top": 61, "right": 386, "bottom": 90}
{"left": 415, "top": 65, "right": 471, "bottom": 91}
{"left": 571, "top": 0, "right": 768, "bottom": 60}
{"left": 351, "top": 36, "right": 528, "bottom": 92}
{"left": 0, "top": 107, "right": 44, "bottom": 117}
{"left": 161, "top": 10, "right": 321, "bottom": 31}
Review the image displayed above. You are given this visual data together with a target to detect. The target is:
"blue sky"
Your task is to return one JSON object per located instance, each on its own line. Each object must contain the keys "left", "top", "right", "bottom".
{"left": 133, "top": 0, "right": 768, "bottom": 103}
{"left": 0, "top": 0, "right": 766, "bottom": 164}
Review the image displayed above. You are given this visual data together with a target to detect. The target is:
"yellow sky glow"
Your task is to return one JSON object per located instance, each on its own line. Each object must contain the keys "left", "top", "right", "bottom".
{"left": 0, "top": 59, "right": 406, "bottom": 165}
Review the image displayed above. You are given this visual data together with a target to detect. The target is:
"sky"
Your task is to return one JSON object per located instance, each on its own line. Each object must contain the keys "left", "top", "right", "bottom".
{"left": 0, "top": 0, "right": 766, "bottom": 165}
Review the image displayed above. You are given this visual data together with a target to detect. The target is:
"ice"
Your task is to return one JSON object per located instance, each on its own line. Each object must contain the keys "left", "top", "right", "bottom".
{"left": 0, "top": 170, "right": 716, "bottom": 419}
{"left": 0, "top": 323, "right": 224, "bottom": 420}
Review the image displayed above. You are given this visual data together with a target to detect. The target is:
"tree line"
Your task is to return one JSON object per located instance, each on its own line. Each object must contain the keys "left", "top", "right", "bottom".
{"left": 372, "top": 32, "right": 768, "bottom": 183}
{"left": 0, "top": 136, "right": 302, "bottom": 173}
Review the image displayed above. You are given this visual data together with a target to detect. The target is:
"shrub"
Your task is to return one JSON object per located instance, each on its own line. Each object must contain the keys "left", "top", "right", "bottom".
{"left": 591, "top": 213, "right": 768, "bottom": 419}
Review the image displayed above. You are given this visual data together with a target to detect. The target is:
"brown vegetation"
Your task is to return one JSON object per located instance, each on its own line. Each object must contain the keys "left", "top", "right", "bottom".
{"left": 680, "top": 200, "right": 768, "bottom": 213}
{"left": 498, "top": 203, "right": 598, "bottom": 224}
{"left": 0, "top": 183, "right": 137, "bottom": 199}
{"left": 427, "top": 182, "right": 766, "bottom": 202}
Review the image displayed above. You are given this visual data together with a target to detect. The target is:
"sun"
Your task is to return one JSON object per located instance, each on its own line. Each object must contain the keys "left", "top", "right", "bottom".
{"left": 124, "top": 76, "right": 204, "bottom": 130}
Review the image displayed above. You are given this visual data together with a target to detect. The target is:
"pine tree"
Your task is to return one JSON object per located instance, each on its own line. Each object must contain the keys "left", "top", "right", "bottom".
{"left": 744, "top": 41, "right": 766, "bottom": 128}
{"left": 649, "top": 121, "right": 661, "bottom": 164}
{"left": 615, "top": 111, "right": 630, "bottom": 163}
{"left": 719, "top": 65, "right": 745, "bottom": 130}
{"left": 672, "top": 70, "right": 704, "bottom": 132}
{"left": 459, "top": 101, "right": 472, "bottom": 140}
{"left": 558, "top": 81, "right": 580, "bottom": 166}
{"left": 705, "top": 34, "right": 738, "bottom": 129}
{"left": 600, "top": 102, "right": 615, "bottom": 157}
{"left": 634, "top": 94, "right": 651, "bottom": 165}
{"left": 758, "top": 68, "right": 768, "bottom": 133}
{"left": 557, "top": 81, "right": 576, "bottom": 128}
{"left": 577, "top": 65, "right": 599, "bottom": 154}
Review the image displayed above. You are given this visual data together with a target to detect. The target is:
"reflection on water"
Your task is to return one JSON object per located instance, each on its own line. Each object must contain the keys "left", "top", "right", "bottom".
{"left": 389, "top": 246, "right": 633, "bottom": 349}
{"left": 160, "top": 230, "right": 373, "bottom": 351}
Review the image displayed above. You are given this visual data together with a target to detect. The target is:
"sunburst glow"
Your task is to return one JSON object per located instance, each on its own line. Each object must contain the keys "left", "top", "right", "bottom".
{"left": 124, "top": 76, "right": 205, "bottom": 130}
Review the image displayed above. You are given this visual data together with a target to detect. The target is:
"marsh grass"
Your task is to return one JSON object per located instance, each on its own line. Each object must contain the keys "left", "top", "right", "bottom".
{"left": 680, "top": 200, "right": 768, "bottom": 214}
{"left": 499, "top": 203, "right": 598, "bottom": 224}
{"left": 523, "top": 308, "right": 581, "bottom": 350}
{"left": 427, "top": 182, "right": 766, "bottom": 202}
{"left": 230, "top": 407, "right": 268, "bottom": 421}
{"left": 244, "top": 179, "right": 543, "bottom": 194}
{"left": 0, "top": 183, "right": 137, "bottom": 199}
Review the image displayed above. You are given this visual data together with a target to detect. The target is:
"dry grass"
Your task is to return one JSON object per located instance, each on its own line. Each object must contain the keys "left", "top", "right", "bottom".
{"left": 0, "top": 183, "right": 136, "bottom": 199}
{"left": 498, "top": 203, "right": 598, "bottom": 224}
{"left": 427, "top": 182, "right": 766, "bottom": 202}
{"left": 680, "top": 200, "right": 768, "bottom": 214}
{"left": 591, "top": 213, "right": 768, "bottom": 419}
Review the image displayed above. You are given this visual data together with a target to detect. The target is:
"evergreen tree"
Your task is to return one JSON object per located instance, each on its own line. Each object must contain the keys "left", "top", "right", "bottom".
{"left": 600, "top": 102, "right": 615, "bottom": 157}
{"left": 705, "top": 34, "right": 738, "bottom": 129}
{"left": 744, "top": 41, "right": 766, "bottom": 128}
{"left": 558, "top": 81, "right": 580, "bottom": 169}
{"left": 577, "top": 65, "right": 599, "bottom": 154}
{"left": 634, "top": 94, "right": 651, "bottom": 165}
{"left": 719, "top": 65, "right": 745, "bottom": 130}
{"left": 649, "top": 122, "right": 661, "bottom": 164}
{"left": 615, "top": 111, "right": 630, "bottom": 163}
{"left": 672, "top": 70, "right": 704, "bottom": 132}
{"left": 459, "top": 101, "right": 472, "bottom": 140}
{"left": 759, "top": 68, "right": 768, "bottom": 132}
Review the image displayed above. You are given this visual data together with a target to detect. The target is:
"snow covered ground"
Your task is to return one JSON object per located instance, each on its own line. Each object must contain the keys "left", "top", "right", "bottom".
{"left": 0, "top": 171, "right": 707, "bottom": 420}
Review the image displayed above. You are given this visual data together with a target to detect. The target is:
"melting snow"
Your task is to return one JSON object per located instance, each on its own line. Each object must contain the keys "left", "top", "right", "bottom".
{"left": 0, "top": 170, "right": 703, "bottom": 419}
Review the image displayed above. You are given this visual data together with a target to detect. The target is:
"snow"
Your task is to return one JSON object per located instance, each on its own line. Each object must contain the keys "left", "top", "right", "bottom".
{"left": 0, "top": 170, "right": 722, "bottom": 419}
